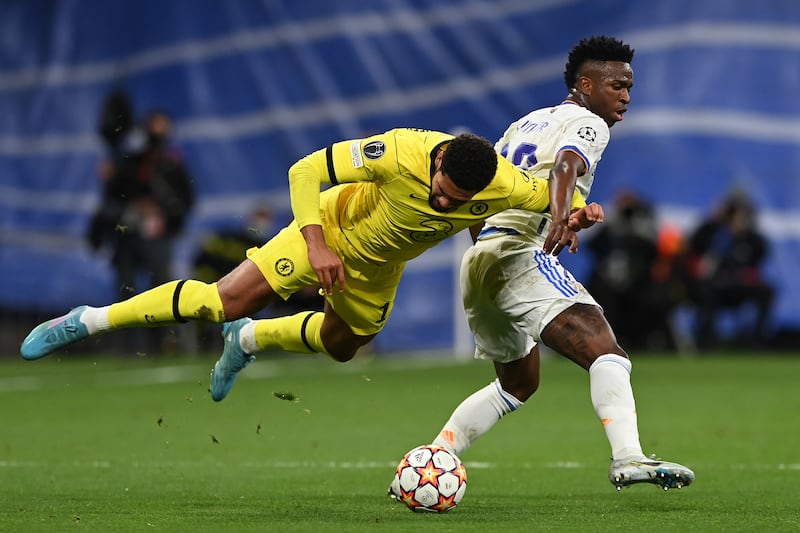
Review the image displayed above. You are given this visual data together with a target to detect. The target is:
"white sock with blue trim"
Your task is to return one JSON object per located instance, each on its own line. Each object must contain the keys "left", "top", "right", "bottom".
{"left": 432, "top": 378, "right": 523, "bottom": 457}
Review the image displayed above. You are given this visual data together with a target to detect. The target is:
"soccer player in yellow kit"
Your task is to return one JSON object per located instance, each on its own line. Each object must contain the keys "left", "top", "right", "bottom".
{"left": 21, "top": 128, "right": 599, "bottom": 402}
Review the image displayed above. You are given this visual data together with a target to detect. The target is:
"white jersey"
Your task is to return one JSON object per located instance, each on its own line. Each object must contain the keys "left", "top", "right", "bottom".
{"left": 483, "top": 101, "right": 610, "bottom": 242}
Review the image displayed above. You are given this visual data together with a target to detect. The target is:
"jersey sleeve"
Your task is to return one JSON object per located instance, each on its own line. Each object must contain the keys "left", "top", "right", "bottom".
{"left": 570, "top": 187, "right": 586, "bottom": 210}
{"left": 287, "top": 132, "right": 399, "bottom": 230}
{"left": 557, "top": 115, "right": 610, "bottom": 172}
{"left": 491, "top": 155, "right": 587, "bottom": 213}
{"left": 507, "top": 174, "right": 585, "bottom": 213}
{"left": 287, "top": 147, "right": 330, "bottom": 230}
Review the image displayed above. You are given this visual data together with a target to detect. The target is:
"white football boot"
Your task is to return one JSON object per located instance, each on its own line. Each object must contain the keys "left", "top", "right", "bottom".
{"left": 609, "top": 454, "right": 695, "bottom": 491}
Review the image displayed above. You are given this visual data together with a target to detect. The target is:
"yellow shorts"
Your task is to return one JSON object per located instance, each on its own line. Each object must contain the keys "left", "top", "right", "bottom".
{"left": 247, "top": 222, "right": 404, "bottom": 336}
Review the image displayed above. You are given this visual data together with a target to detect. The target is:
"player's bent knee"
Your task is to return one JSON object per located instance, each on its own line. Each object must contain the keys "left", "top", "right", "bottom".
{"left": 327, "top": 349, "right": 357, "bottom": 363}
{"left": 326, "top": 337, "right": 375, "bottom": 362}
{"left": 321, "top": 334, "right": 374, "bottom": 363}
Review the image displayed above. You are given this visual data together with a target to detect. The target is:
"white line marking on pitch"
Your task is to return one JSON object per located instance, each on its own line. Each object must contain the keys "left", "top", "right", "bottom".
{"left": 1, "top": 459, "right": 798, "bottom": 471}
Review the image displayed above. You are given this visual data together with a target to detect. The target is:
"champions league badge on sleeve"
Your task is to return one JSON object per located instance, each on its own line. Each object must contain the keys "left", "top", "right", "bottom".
{"left": 577, "top": 126, "right": 596, "bottom": 142}
{"left": 363, "top": 141, "right": 386, "bottom": 160}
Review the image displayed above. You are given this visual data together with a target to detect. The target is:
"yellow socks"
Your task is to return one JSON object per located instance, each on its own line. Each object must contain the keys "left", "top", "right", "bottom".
{"left": 107, "top": 280, "right": 225, "bottom": 329}
{"left": 103, "top": 280, "right": 328, "bottom": 357}
{"left": 251, "top": 312, "right": 326, "bottom": 354}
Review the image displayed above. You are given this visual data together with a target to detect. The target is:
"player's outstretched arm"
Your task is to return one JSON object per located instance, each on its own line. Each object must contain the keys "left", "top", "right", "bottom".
{"left": 288, "top": 148, "right": 347, "bottom": 295}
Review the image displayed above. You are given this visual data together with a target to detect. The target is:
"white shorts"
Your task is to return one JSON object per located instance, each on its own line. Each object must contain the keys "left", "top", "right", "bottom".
{"left": 460, "top": 233, "right": 599, "bottom": 363}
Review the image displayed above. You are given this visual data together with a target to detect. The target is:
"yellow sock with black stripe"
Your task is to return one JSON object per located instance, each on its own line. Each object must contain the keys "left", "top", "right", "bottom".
{"left": 107, "top": 280, "right": 225, "bottom": 329}
{"left": 250, "top": 312, "right": 327, "bottom": 354}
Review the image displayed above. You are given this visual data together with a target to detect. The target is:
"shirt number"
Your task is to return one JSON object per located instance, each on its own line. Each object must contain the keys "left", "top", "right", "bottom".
{"left": 499, "top": 142, "right": 538, "bottom": 170}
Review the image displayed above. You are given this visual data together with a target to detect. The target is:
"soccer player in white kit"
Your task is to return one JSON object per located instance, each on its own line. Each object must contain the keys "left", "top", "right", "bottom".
{"left": 391, "top": 36, "right": 694, "bottom": 493}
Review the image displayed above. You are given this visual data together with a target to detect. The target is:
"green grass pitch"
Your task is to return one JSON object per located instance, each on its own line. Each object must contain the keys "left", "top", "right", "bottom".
{"left": 1, "top": 350, "right": 799, "bottom": 532}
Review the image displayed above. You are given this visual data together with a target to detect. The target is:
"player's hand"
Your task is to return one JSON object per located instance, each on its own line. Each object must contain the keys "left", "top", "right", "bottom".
{"left": 542, "top": 221, "right": 579, "bottom": 256}
{"left": 308, "top": 244, "right": 345, "bottom": 295}
{"left": 301, "top": 224, "right": 346, "bottom": 295}
{"left": 568, "top": 202, "right": 605, "bottom": 230}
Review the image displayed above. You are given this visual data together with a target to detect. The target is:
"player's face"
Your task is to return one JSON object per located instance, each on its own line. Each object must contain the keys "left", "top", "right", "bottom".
{"left": 429, "top": 172, "right": 475, "bottom": 213}
{"left": 584, "top": 61, "right": 633, "bottom": 127}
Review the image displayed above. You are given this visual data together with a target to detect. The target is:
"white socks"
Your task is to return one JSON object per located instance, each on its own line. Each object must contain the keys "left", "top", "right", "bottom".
{"left": 432, "top": 379, "right": 523, "bottom": 456}
{"left": 79, "top": 305, "right": 111, "bottom": 335}
{"left": 589, "top": 354, "right": 644, "bottom": 460}
{"left": 238, "top": 320, "right": 258, "bottom": 354}
{"left": 431, "top": 354, "right": 645, "bottom": 462}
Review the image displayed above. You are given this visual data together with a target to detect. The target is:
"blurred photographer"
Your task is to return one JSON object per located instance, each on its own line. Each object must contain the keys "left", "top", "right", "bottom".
{"left": 89, "top": 92, "right": 195, "bottom": 352}
{"left": 685, "top": 191, "right": 774, "bottom": 349}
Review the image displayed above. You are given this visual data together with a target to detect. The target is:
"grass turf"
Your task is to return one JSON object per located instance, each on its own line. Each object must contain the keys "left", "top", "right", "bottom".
{"left": 1, "top": 351, "right": 799, "bottom": 532}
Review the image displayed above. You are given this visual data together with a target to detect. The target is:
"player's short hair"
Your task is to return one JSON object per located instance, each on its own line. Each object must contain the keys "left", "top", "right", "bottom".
{"left": 563, "top": 35, "right": 635, "bottom": 89}
{"left": 440, "top": 133, "right": 498, "bottom": 192}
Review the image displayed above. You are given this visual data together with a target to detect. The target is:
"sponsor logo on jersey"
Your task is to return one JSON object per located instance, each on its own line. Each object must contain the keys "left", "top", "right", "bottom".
{"left": 470, "top": 202, "right": 489, "bottom": 215}
{"left": 363, "top": 141, "right": 386, "bottom": 160}
{"left": 275, "top": 258, "right": 295, "bottom": 277}
{"left": 577, "top": 126, "right": 596, "bottom": 142}
{"left": 409, "top": 219, "right": 454, "bottom": 242}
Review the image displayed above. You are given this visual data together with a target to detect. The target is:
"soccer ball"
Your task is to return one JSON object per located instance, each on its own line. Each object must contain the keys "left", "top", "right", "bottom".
{"left": 391, "top": 444, "right": 467, "bottom": 513}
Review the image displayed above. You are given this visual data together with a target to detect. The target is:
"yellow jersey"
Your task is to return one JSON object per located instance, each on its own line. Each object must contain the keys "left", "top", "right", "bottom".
{"left": 288, "top": 128, "right": 584, "bottom": 265}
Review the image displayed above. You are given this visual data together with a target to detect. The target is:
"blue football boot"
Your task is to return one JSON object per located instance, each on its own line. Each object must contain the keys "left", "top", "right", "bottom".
{"left": 210, "top": 318, "right": 256, "bottom": 401}
{"left": 21, "top": 305, "right": 90, "bottom": 360}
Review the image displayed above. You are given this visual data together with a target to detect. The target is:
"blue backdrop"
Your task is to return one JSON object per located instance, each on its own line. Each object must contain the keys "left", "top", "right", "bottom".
{"left": 1, "top": 0, "right": 798, "bottom": 352}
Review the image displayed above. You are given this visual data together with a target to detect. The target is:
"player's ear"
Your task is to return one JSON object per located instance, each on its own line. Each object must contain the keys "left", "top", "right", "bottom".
{"left": 577, "top": 75, "right": 592, "bottom": 96}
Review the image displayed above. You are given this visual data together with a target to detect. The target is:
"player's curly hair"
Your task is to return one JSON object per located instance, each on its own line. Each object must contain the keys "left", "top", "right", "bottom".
{"left": 563, "top": 35, "right": 634, "bottom": 89}
{"left": 440, "top": 133, "right": 498, "bottom": 192}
